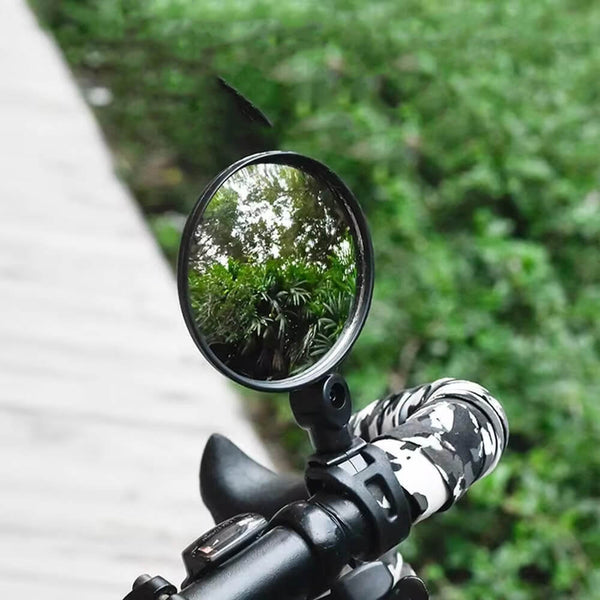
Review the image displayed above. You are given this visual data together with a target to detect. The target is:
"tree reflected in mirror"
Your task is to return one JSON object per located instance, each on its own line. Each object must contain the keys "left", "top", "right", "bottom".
{"left": 186, "top": 163, "right": 357, "bottom": 381}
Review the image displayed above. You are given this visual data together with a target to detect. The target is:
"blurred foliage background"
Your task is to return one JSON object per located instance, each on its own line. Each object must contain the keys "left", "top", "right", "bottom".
{"left": 31, "top": 0, "right": 600, "bottom": 598}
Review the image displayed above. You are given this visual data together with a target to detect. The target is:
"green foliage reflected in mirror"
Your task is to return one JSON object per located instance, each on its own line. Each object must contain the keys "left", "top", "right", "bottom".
{"left": 185, "top": 163, "right": 357, "bottom": 381}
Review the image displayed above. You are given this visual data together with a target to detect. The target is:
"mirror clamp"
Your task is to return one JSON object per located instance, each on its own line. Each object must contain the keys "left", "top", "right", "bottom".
{"left": 290, "top": 374, "right": 412, "bottom": 556}
{"left": 305, "top": 443, "right": 413, "bottom": 560}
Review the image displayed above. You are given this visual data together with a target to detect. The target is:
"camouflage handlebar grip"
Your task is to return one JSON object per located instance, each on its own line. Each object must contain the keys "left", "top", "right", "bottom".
{"left": 349, "top": 378, "right": 509, "bottom": 522}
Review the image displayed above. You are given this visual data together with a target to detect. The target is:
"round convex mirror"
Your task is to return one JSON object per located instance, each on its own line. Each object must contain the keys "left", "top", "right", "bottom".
{"left": 178, "top": 151, "right": 373, "bottom": 392}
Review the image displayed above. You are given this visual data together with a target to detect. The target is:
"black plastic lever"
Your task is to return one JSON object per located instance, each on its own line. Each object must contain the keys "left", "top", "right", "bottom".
{"left": 200, "top": 434, "right": 308, "bottom": 523}
{"left": 326, "top": 563, "right": 429, "bottom": 600}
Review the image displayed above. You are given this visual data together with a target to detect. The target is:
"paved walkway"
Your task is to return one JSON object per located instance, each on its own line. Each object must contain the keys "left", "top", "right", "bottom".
{"left": 0, "top": 2, "right": 272, "bottom": 598}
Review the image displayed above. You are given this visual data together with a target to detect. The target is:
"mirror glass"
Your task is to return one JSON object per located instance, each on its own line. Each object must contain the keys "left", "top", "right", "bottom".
{"left": 184, "top": 162, "right": 358, "bottom": 382}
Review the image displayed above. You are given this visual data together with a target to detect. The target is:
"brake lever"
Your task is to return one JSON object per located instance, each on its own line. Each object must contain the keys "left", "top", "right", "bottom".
{"left": 325, "top": 561, "right": 428, "bottom": 600}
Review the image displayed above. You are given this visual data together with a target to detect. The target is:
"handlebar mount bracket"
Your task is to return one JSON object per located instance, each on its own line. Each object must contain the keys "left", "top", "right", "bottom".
{"left": 290, "top": 373, "right": 413, "bottom": 559}
{"left": 305, "top": 442, "right": 413, "bottom": 560}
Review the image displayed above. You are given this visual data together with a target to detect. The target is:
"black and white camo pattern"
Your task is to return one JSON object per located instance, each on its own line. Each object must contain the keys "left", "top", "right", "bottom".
{"left": 347, "top": 378, "right": 508, "bottom": 586}
{"left": 349, "top": 378, "right": 508, "bottom": 523}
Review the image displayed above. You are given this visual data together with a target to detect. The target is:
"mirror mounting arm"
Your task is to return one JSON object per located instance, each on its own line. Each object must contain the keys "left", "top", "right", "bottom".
{"left": 289, "top": 373, "right": 355, "bottom": 455}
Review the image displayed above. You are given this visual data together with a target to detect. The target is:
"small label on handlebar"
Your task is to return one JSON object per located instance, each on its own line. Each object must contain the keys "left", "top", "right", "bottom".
{"left": 181, "top": 513, "right": 268, "bottom": 587}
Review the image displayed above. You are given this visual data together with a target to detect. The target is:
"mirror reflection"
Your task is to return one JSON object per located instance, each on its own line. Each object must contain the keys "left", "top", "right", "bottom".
{"left": 186, "top": 163, "right": 357, "bottom": 381}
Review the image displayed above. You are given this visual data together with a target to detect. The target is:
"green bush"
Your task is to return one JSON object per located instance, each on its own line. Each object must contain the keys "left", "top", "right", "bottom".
{"left": 32, "top": 0, "right": 600, "bottom": 597}
{"left": 188, "top": 255, "right": 354, "bottom": 378}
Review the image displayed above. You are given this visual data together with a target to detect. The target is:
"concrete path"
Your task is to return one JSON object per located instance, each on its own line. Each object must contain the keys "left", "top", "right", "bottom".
{"left": 0, "top": 2, "right": 272, "bottom": 598}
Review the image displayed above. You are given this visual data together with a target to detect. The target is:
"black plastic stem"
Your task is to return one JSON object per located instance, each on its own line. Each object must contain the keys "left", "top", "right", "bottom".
{"left": 290, "top": 373, "right": 354, "bottom": 454}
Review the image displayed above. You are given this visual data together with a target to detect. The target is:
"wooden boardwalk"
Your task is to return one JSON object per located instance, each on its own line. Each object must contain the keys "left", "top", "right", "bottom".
{"left": 0, "top": 2, "right": 272, "bottom": 598}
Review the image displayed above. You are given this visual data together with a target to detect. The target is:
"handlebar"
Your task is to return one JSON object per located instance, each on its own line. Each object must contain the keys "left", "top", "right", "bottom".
{"left": 178, "top": 494, "right": 372, "bottom": 600}
{"left": 124, "top": 378, "right": 509, "bottom": 600}
{"left": 180, "top": 526, "right": 315, "bottom": 600}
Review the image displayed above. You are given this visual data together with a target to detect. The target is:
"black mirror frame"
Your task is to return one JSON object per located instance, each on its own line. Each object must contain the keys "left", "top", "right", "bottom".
{"left": 177, "top": 151, "right": 374, "bottom": 393}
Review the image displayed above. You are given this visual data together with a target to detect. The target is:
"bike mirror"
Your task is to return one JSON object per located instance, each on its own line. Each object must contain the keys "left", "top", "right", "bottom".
{"left": 178, "top": 151, "right": 373, "bottom": 392}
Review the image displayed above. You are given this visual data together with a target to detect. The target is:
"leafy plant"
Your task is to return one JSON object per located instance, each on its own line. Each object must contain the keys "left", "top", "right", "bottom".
{"left": 188, "top": 254, "right": 355, "bottom": 379}
{"left": 32, "top": 1, "right": 600, "bottom": 597}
